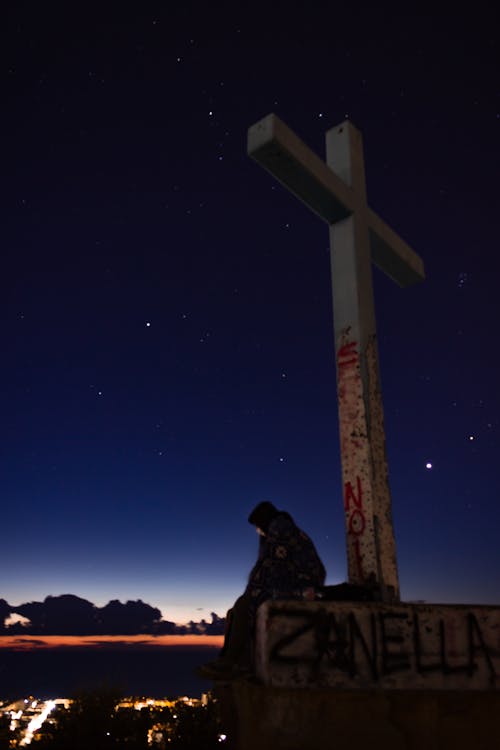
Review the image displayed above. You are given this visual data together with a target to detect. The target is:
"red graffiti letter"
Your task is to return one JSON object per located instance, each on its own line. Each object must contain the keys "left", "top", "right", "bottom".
{"left": 337, "top": 341, "right": 358, "bottom": 368}
{"left": 344, "top": 476, "right": 363, "bottom": 511}
{"left": 353, "top": 537, "right": 364, "bottom": 578}
{"left": 348, "top": 508, "right": 366, "bottom": 536}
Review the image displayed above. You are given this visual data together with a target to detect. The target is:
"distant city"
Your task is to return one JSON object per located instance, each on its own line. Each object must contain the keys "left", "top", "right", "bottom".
{"left": 2, "top": 693, "right": 227, "bottom": 747}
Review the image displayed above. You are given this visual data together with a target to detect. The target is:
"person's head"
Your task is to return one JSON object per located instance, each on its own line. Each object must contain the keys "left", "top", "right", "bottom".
{"left": 248, "top": 501, "right": 279, "bottom": 534}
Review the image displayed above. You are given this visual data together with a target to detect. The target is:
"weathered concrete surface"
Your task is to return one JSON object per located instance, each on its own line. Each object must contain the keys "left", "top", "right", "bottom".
{"left": 247, "top": 114, "right": 424, "bottom": 284}
{"left": 248, "top": 114, "right": 426, "bottom": 600}
{"left": 327, "top": 122, "right": 399, "bottom": 598}
{"left": 217, "top": 681, "right": 500, "bottom": 750}
{"left": 256, "top": 600, "right": 500, "bottom": 690}
{"left": 217, "top": 600, "right": 500, "bottom": 747}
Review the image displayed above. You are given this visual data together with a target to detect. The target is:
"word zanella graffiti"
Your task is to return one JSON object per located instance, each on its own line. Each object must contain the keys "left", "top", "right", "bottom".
{"left": 263, "top": 604, "right": 500, "bottom": 689}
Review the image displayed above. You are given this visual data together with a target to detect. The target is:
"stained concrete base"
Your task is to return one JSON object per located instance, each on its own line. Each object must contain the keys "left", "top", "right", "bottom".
{"left": 216, "top": 681, "right": 500, "bottom": 750}
{"left": 215, "top": 599, "right": 500, "bottom": 748}
{"left": 256, "top": 600, "right": 500, "bottom": 690}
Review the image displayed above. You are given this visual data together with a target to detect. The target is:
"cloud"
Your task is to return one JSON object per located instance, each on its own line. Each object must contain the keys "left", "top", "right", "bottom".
{"left": 0, "top": 595, "right": 225, "bottom": 636}
{"left": 4, "top": 613, "right": 31, "bottom": 628}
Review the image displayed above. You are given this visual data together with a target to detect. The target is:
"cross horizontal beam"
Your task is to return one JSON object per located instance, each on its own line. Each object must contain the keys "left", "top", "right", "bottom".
{"left": 248, "top": 114, "right": 424, "bottom": 287}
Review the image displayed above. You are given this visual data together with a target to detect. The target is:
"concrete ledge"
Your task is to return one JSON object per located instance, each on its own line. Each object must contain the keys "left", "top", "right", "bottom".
{"left": 217, "top": 681, "right": 500, "bottom": 750}
{"left": 255, "top": 600, "right": 500, "bottom": 690}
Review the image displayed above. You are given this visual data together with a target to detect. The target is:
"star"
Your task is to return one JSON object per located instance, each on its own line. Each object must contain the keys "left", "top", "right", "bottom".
{"left": 425, "top": 462, "right": 432, "bottom": 469}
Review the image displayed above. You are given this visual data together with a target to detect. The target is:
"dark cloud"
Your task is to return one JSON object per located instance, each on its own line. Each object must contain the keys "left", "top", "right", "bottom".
{"left": 1, "top": 595, "right": 225, "bottom": 636}
{"left": 98, "top": 599, "right": 161, "bottom": 635}
{"left": 0, "top": 600, "right": 10, "bottom": 624}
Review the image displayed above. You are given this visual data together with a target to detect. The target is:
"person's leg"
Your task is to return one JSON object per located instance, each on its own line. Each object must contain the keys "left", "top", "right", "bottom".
{"left": 197, "top": 593, "right": 254, "bottom": 677}
{"left": 219, "top": 606, "right": 234, "bottom": 657}
{"left": 219, "top": 593, "right": 252, "bottom": 666}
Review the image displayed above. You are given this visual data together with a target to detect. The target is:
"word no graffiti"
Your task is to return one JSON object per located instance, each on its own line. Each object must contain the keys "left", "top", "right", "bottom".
{"left": 337, "top": 339, "right": 370, "bottom": 579}
{"left": 344, "top": 476, "right": 366, "bottom": 577}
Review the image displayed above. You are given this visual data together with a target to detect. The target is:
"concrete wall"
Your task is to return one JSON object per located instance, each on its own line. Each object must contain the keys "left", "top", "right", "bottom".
{"left": 215, "top": 600, "right": 500, "bottom": 748}
{"left": 218, "top": 682, "right": 500, "bottom": 750}
{"left": 255, "top": 600, "right": 500, "bottom": 690}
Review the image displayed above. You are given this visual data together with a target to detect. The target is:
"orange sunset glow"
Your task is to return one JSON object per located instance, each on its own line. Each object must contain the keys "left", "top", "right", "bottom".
{"left": 0, "top": 635, "right": 223, "bottom": 651}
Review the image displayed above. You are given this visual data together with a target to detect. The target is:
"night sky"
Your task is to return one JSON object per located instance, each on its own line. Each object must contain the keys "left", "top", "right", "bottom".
{"left": 3, "top": 5, "right": 499, "bottom": 625}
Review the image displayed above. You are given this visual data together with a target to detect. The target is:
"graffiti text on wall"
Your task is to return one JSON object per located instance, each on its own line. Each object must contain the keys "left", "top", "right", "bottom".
{"left": 268, "top": 606, "right": 498, "bottom": 686}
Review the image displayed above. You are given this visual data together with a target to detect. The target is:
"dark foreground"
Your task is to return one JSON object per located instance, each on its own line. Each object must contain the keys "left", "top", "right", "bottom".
{"left": 0, "top": 646, "right": 217, "bottom": 699}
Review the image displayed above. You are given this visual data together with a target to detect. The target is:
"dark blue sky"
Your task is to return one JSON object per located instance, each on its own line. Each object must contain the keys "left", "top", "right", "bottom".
{"left": 2, "top": 5, "right": 499, "bottom": 623}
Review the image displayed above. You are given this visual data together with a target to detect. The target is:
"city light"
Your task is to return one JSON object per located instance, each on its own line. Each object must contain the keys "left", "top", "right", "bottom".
{"left": 2, "top": 694, "right": 218, "bottom": 747}
{"left": 20, "top": 700, "right": 56, "bottom": 745}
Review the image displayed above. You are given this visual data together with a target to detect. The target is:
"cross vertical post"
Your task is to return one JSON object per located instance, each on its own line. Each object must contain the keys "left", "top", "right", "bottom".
{"left": 327, "top": 122, "right": 397, "bottom": 598}
{"left": 247, "top": 113, "right": 424, "bottom": 602}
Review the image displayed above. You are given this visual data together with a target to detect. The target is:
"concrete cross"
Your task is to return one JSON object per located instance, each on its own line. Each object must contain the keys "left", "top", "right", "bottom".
{"left": 247, "top": 114, "right": 425, "bottom": 602}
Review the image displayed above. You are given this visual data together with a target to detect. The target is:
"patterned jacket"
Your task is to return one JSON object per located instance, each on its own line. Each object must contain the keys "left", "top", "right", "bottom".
{"left": 245, "top": 512, "right": 326, "bottom": 609}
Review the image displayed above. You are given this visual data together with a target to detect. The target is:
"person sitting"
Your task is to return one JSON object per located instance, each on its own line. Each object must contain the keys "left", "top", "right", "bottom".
{"left": 199, "top": 501, "right": 326, "bottom": 679}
